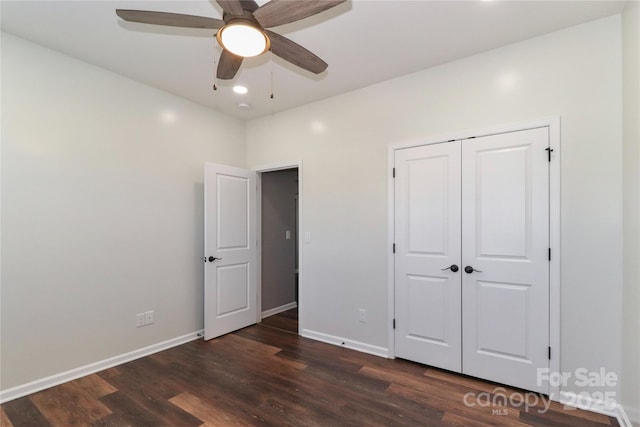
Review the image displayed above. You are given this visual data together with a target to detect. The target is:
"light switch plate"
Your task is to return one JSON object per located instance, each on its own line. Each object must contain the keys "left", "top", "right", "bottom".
{"left": 136, "top": 313, "right": 145, "bottom": 327}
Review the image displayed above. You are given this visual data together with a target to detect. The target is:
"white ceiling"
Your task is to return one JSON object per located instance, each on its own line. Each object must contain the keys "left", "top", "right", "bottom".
{"left": 1, "top": 0, "right": 626, "bottom": 120}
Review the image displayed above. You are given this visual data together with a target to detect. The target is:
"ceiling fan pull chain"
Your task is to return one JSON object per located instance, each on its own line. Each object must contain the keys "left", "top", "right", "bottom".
{"left": 270, "top": 49, "right": 274, "bottom": 99}
{"left": 213, "top": 36, "right": 218, "bottom": 91}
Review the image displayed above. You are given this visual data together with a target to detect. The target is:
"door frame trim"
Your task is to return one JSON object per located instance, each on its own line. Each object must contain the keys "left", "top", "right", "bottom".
{"left": 387, "top": 116, "right": 561, "bottom": 399}
{"left": 254, "top": 161, "right": 303, "bottom": 335}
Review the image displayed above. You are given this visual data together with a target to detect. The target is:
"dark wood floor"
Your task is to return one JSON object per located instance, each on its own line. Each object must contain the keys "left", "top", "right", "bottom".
{"left": 260, "top": 307, "right": 299, "bottom": 334}
{"left": 2, "top": 308, "right": 619, "bottom": 426}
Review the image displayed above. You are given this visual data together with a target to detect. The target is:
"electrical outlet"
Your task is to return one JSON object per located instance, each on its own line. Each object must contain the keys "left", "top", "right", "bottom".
{"left": 358, "top": 309, "right": 367, "bottom": 323}
{"left": 144, "top": 310, "right": 154, "bottom": 325}
{"left": 136, "top": 313, "right": 145, "bottom": 327}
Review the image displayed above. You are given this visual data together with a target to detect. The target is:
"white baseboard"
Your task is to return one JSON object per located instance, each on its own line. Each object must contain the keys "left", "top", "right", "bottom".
{"left": 559, "top": 391, "right": 633, "bottom": 427}
{"left": 261, "top": 301, "right": 297, "bottom": 319}
{"left": 301, "top": 328, "right": 389, "bottom": 358}
{"left": 0, "top": 330, "right": 204, "bottom": 404}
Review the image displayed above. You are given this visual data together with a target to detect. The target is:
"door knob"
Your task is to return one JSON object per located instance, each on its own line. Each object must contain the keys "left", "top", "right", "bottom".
{"left": 441, "top": 264, "right": 459, "bottom": 272}
{"left": 464, "top": 266, "right": 483, "bottom": 274}
{"left": 208, "top": 256, "right": 222, "bottom": 262}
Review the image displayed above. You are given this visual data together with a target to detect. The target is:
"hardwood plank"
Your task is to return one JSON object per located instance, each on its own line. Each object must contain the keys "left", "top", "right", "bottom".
{"left": 70, "top": 374, "right": 118, "bottom": 399}
{"left": 106, "top": 355, "right": 185, "bottom": 400}
{"left": 165, "top": 373, "right": 275, "bottom": 426}
{"left": 188, "top": 333, "right": 403, "bottom": 425}
{"left": 345, "top": 352, "right": 429, "bottom": 378}
{"left": 215, "top": 333, "right": 307, "bottom": 371}
{"left": 364, "top": 364, "right": 488, "bottom": 407}
{"left": 30, "top": 381, "right": 113, "bottom": 425}
{"left": 1, "top": 406, "right": 15, "bottom": 427}
{"left": 442, "top": 411, "right": 528, "bottom": 427}
{"left": 519, "top": 409, "right": 616, "bottom": 427}
{"left": 389, "top": 382, "right": 531, "bottom": 427}
{"left": 101, "top": 364, "right": 203, "bottom": 426}
{"left": 157, "top": 350, "right": 296, "bottom": 425}
{"left": 98, "top": 392, "right": 173, "bottom": 426}
{"left": 546, "top": 404, "right": 616, "bottom": 425}
{"left": 424, "top": 367, "right": 524, "bottom": 395}
{"left": 2, "top": 396, "right": 52, "bottom": 426}
{"left": 97, "top": 366, "right": 123, "bottom": 380}
{"left": 202, "top": 346, "right": 355, "bottom": 425}
{"left": 90, "top": 413, "right": 133, "bottom": 427}
{"left": 260, "top": 308, "right": 298, "bottom": 334}
{"left": 169, "top": 392, "right": 257, "bottom": 427}
{"left": 1, "top": 310, "right": 621, "bottom": 427}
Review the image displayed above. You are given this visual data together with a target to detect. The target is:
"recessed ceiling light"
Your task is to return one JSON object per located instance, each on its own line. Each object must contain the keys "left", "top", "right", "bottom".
{"left": 233, "top": 85, "right": 248, "bottom": 94}
{"left": 237, "top": 103, "right": 251, "bottom": 110}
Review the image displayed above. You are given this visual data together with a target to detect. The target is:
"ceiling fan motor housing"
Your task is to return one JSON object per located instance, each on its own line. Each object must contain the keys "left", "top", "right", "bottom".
{"left": 216, "top": 17, "right": 271, "bottom": 58}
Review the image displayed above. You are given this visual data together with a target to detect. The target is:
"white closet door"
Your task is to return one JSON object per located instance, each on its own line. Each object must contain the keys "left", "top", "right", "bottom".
{"left": 394, "top": 142, "right": 462, "bottom": 372}
{"left": 461, "top": 128, "right": 549, "bottom": 393}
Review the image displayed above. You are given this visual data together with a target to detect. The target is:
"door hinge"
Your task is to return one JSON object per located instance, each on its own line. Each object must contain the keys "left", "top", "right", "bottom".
{"left": 548, "top": 346, "right": 551, "bottom": 360}
{"left": 393, "top": 318, "right": 396, "bottom": 329}
{"left": 392, "top": 243, "right": 396, "bottom": 253}
{"left": 545, "top": 147, "right": 554, "bottom": 162}
{"left": 392, "top": 167, "right": 396, "bottom": 178}
{"left": 548, "top": 248, "right": 551, "bottom": 261}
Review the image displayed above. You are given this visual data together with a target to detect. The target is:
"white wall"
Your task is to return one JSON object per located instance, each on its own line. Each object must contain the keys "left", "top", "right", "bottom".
{"left": 622, "top": 1, "right": 640, "bottom": 424}
{"left": 0, "top": 33, "right": 245, "bottom": 390}
{"left": 247, "top": 15, "right": 624, "bottom": 398}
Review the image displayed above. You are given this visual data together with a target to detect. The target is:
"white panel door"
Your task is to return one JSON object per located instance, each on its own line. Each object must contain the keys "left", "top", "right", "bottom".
{"left": 394, "top": 142, "right": 462, "bottom": 372}
{"left": 204, "top": 163, "right": 257, "bottom": 340}
{"left": 461, "top": 128, "right": 549, "bottom": 393}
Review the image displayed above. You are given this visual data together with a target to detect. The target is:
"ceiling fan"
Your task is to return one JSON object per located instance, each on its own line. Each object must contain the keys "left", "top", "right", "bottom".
{"left": 116, "top": 0, "right": 347, "bottom": 80}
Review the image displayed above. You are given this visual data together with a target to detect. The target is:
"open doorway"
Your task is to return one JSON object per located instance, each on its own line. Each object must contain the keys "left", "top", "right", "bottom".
{"left": 259, "top": 167, "right": 299, "bottom": 334}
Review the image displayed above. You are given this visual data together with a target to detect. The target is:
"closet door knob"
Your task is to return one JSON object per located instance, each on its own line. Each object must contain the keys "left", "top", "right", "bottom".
{"left": 441, "top": 264, "right": 459, "bottom": 272}
{"left": 464, "top": 266, "right": 483, "bottom": 274}
{"left": 208, "top": 256, "right": 222, "bottom": 262}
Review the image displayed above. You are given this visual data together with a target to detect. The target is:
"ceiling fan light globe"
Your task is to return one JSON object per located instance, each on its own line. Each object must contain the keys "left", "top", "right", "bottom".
{"left": 217, "top": 23, "right": 269, "bottom": 58}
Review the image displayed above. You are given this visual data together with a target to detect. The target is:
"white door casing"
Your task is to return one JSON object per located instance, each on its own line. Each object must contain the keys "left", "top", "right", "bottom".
{"left": 461, "top": 128, "right": 549, "bottom": 393}
{"left": 394, "top": 141, "right": 462, "bottom": 372}
{"left": 393, "top": 126, "right": 551, "bottom": 394}
{"left": 204, "top": 163, "right": 257, "bottom": 340}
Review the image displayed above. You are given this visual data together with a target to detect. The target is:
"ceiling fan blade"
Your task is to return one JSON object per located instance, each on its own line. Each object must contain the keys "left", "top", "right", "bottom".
{"left": 216, "top": 0, "right": 245, "bottom": 16}
{"left": 239, "top": 0, "right": 260, "bottom": 13}
{"left": 266, "top": 30, "right": 327, "bottom": 74}
{"left": 254, "top": 0, "right": 347, "bottom": 28}
{"left": 116, "top": 10, "right": 224, "bottom": 29}
{"left": 217, "top": 49, "right": 244, "bottom": 80}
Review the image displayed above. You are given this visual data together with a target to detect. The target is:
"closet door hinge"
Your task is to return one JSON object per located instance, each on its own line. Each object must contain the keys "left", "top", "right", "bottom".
{"left": 548, "top": 346, "right": 551, "bottom": 360}
{"left": 545, "top": 147, "right": 554, "bottom": 162}
{"left": 392, "top": 243, "right": 396, "bottom": 253}
{"left": 392, "top": 167, "right": 396, "bottom": 178}
{"left": 548, "top": 248, "right": 551, "bottom": 261}
{"left": 393, "top": 318, "right": 396, "bottom": 329}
